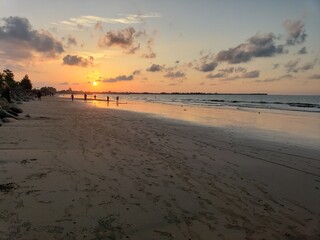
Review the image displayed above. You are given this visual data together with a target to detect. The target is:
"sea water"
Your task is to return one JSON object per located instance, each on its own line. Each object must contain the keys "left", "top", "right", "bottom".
{"left": 68, "top": 94, "right": 319, "bottom": 113}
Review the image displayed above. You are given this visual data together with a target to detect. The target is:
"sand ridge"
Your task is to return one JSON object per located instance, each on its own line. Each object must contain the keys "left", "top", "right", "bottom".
{"left": 0, "top": 97, "right": 319, "bottom": 239}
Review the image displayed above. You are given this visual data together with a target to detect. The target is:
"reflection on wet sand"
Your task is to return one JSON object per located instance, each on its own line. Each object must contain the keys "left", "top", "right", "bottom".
{"left": 90, "top": 99, "right": 320, "bottom": 149}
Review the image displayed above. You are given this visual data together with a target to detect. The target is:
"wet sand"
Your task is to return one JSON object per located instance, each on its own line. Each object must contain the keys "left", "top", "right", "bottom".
{"left": 0, "top": 97, "right": 319, "bottom": 239}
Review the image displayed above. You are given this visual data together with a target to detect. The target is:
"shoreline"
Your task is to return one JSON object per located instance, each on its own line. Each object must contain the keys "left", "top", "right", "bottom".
{"left": 0, "top": 97, "right": 319, "bottom": 239}
{"left": 63, "top": 95, "right": 320, "bottom": 151}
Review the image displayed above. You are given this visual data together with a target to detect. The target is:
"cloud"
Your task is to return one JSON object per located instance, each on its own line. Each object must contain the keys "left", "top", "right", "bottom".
{"left": 301, "top": 62, "right": 314, "bottom": 71}
{"left": 60, "top": 81, "right": 69, "bottom": 85}
{"left": 67, "top": 35, "right": 77, "bottom": 46}
{"left": 219, "top": 67, "right": 234, "bottom": 74}
{"left": 297, "top": 46, "right": 307, "bottom": 54}
{"left": 127, "top": 43, "right": 141, "bottom": 54}
{"left": 63, "top": 54, "right": 94, "bottom": 67}
{"left": 146, "top": 64, "right": 163, "bottom": 72}
{"left": 62, "top": 35, "right": 77, "bottom": 46}
{"left": 215, "top": 33, "right": 284, "bottom": 64}
{"left": 164, "top": 71, "right": 186, "bottom": 78}
{"left": 0, "top": 59, "right": 28, "bottom": 71}
{"left": 94, "top": 21, "right": 103, "bottom": 31}
{"left": 141, "top": 35, "right": 157, "bottom": 59}
{"left": 255, "top": 74, "right": 294, "bottom": 83}
{"left": 98, "top": 27, "right": 149, "bottom": 55}
{"left": 135, "top": 29, "right": 147, "bottom": 38}
{"left": 102, "top": 74, "right": 134, "bottom": 83}
{"left": 0, "top": 16, "right": 64, "bottom": 59}
{"left": 142, "top": 51, "right": 156, "bottom": 58}
{"left": 99, "top": 27, "right": 135, "bottom": 48}
{"left": 235, "top": 67, "right": 247, "bottom": 73}
{"left": 242, "top": 70, "right": 260, "bottom": 78}
{"left": 272, "top": 63, "right": 279, "bottom": 69}
{"left": 284, "top": 59, "right": 300, "bottom": 73}
{"left": 220, "top": 76, "right": 242, "bottom": 81}
{"left": 206, "top": 73, "right": 227, "bottom": 79}
{"left": 217, "top": 70, "right": 260, "bottom": 81}
{"left": 283, "top": 19, "right": 307, "bottom": 45}
{"left": 132, "top": 70, "right": 141, "bottom": 75}
{"left": 309, "top": 74, "right": 320, "bottom": 79}
{"left": 197, "top": 61, "right": 218, "bottom": 72}
{"left": 284, "top": 59, "right": 315, "bottom": 73}
{"left": 217, "top": 67, "right": 247, "bottom": 74}
{"left": 52, "top": 13, "right": 161, "bottom": 28}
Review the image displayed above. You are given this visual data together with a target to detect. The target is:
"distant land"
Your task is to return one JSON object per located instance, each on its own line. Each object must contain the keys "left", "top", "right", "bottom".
{"left": 58, "top": 90, "right": 268, "bottom": 96}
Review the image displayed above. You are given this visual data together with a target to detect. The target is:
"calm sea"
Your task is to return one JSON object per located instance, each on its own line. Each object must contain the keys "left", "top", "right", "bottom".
{"left": 81, "top": 94, "right": 320, "bottom": 113}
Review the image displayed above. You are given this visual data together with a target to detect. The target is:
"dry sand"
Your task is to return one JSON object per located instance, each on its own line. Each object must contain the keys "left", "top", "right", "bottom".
{"left": 0, "top": 97, "right": 319, "bottom": 240}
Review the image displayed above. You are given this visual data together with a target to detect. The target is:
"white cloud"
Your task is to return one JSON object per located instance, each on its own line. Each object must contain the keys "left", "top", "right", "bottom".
{"left": 52, "top": 13, "right": 161, "bottom": 28}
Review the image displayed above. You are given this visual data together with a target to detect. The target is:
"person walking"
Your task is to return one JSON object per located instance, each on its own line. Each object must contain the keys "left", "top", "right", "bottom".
{"left": 37, "top": 90, "right": 42, "bottom": 101}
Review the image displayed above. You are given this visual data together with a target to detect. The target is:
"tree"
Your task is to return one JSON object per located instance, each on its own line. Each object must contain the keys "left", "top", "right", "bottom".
{"left": 40, "top": 86, "right": 57, "bottom": 95}
{"left": 0, "top": 73, "right": 3, "bottom": 95}
{"left": 2, "top": 69, "right": 17, "bottom": 88}
{"left": 20, "top": 74, "right": 33, "bottom": 90}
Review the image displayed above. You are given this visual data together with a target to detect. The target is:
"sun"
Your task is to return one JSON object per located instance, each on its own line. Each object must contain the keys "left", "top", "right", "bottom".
{"left": 92, "top": 81, "right": 98, "bottom": 86}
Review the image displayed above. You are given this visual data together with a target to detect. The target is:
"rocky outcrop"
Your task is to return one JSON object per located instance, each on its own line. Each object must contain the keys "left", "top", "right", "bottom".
{"left": 0, "top": 108, "right": 18, "bottom": 119}
{"left": 0, "top": 84, "right": 36, "bottom": 126}
{"left": 0, "top": 96, "right": 27, "bottom": 126}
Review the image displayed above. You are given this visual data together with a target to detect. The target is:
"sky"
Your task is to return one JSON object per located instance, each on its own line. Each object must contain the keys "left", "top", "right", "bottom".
{"left": 0, "top": 0, "right": 319, "bottom": 94}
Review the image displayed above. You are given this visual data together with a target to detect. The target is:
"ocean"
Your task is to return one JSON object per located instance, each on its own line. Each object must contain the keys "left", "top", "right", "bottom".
{"left": 78, "top": 94, "right": 320, "bottom": 113}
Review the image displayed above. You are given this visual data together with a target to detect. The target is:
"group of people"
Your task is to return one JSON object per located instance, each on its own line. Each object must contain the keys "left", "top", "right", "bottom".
{"left": 71, "top": 94, "right": 119, "bottom": 103}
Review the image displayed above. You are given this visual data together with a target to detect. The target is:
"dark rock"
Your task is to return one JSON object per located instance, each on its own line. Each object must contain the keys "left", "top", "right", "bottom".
{"left": 6, "top": 109, "right": 18, "bottom": 116}
{"left": 2, "top": 117, "right": 18, "bottom": 123}
{"left": 9, "top": 106, "right": 23, "bottom": 113}
{"left": 0, "top": 97, "right": 10, "bottom": 108}
{"left": 0, "top": 109, "right": 18, "bottom": 119}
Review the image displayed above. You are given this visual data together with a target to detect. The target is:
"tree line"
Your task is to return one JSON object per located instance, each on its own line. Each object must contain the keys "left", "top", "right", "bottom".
{"left": 0, "top": 69, "right": 33, "bottom": 90}
{"left": 0, "top": 68, "right": 57, "bottom": 96}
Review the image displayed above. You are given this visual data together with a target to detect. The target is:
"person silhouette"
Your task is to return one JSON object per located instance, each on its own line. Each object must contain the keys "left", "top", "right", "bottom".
{"left": 71, "top": 94, "right": 74, "bottom": 101}
{"left": 84, "top": 93, "right": 87, "bottom": 101}
{"left": 37, "top": 91, "right": 42, "bottom": 101}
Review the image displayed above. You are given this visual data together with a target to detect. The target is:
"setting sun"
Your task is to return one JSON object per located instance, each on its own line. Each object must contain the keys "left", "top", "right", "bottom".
{"left": 92, "top": 81, "right": 97, "bottom": 86}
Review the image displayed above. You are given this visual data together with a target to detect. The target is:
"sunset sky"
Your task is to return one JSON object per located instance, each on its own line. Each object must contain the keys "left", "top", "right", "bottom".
{"left": 0, "top": 0, "right": 319, "bottom": 94}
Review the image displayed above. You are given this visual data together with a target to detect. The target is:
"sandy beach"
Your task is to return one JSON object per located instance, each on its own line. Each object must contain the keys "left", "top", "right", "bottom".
{"left": 0, "top": 97, "right": 319, "bottom": 240}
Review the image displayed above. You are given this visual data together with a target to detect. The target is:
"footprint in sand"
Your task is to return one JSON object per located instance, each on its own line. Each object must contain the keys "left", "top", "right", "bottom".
{"left": 26, "top": 173, "right": 47, "bottom": 180}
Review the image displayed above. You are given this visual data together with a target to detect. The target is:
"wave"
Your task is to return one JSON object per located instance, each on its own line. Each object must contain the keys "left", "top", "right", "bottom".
{"left": 205, "top": 99, "right": 320, "bottom": 109}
